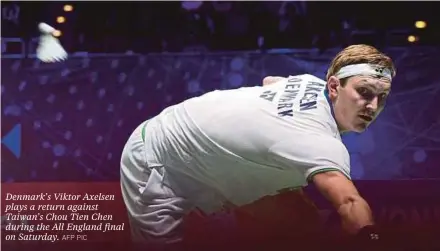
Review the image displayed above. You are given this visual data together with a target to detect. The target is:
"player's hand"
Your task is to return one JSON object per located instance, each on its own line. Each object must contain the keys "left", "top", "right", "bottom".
{"left": 262, "top": 76, "right": 286, "bottom": 86}
{"left": 350, "top": 225, "right": 385, "bottom": 251}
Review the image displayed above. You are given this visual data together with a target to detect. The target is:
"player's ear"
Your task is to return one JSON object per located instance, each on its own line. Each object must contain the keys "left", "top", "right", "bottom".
{"left": 327, "top": 76, "right": 340, "bottom": 100}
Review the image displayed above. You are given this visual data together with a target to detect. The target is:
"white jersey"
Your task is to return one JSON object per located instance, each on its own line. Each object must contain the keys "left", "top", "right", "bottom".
{"left": 142, "top": 74, "right": 351, "bottom": 213}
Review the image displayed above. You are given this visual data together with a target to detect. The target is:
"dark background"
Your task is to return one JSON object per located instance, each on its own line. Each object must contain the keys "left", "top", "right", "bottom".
{"left": 2, "top": 1, "right": 439, "bottom": 53}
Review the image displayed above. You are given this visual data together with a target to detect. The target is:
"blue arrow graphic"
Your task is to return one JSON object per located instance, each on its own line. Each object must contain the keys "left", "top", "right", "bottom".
{"left": 2, "top": 124, "right": 21, "bottom": 158}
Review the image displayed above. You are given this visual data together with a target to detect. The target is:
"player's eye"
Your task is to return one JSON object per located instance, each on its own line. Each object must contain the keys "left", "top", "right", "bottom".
{"left": 357, "top": 87, "right": 374, "bottom": 100}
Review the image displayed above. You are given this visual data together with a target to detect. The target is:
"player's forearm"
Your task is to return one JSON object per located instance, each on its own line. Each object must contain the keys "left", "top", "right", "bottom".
{"left": 336, "top": 194, "right": 374, "bottom": 235}
{"left": 312, "top": 171, "right": 375, "bottom": 235}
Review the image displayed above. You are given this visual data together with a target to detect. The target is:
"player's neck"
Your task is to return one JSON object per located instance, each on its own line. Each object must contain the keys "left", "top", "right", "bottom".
{"left": 338, "top": 126, "right": 349, "bottom": 134}
{"left": 333, "top": 108, "right": 349, "bottom": 134}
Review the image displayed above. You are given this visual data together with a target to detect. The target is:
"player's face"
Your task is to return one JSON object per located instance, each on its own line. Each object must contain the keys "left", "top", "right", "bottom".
{"left": 329, "top": 75, "right": 391, "bottom": 133}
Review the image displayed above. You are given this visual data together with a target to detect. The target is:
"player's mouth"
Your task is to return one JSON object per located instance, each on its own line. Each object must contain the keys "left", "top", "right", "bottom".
{"left": 359, "top": 115, "right": 373, "bottom": 122}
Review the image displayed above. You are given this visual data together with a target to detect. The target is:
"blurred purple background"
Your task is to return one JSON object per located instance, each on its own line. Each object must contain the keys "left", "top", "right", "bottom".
{"left": 1, "top": 2, "right": 439, "bottom": 182}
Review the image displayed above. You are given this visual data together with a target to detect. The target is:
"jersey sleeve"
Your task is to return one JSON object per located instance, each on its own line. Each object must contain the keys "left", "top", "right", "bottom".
{"left": 268, "top": 133, "right": 351, "bottom": 181}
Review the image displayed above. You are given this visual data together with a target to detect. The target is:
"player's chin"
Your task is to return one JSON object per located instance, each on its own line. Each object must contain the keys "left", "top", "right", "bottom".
{"left": 352, "top": 122, "right": 369, "bottom": 133}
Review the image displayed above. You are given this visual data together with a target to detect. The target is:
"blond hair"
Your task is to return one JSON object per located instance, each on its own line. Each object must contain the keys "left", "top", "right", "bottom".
{"left": 326, "top": 44, "right": 396, "bottom": 81}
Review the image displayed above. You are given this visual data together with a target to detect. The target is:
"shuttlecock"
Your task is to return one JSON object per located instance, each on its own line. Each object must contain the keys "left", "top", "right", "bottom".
{"left": 36, "top": 22, "right": 68, "bottom": 63}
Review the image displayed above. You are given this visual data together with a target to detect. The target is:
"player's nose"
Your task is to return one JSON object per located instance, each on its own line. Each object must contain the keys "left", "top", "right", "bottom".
{"left": 366, "top": 96, "right": 379, "bottom": 112}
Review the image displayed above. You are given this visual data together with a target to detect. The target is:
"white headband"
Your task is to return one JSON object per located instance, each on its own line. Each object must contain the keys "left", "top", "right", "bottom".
{"left": 335, "top": 64, "right": 393, "bottom": 81}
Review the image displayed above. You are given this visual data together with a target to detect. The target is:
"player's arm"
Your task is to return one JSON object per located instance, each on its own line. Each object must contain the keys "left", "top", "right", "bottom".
{"left": 262, "top": 76, "right": 286, "bottom": 86}
{"left": 311, "top": 170, "right": 374, "bottom": 235}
